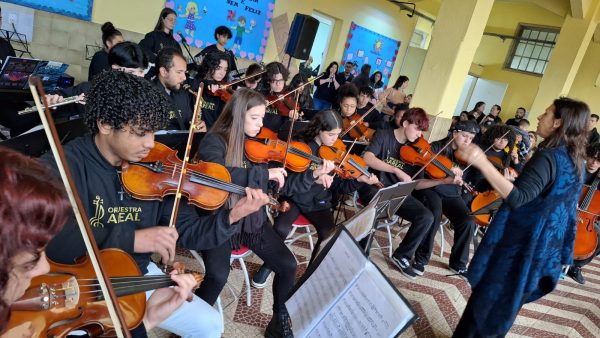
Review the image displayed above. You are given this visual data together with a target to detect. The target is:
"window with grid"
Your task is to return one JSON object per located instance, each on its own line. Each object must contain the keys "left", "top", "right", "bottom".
{"left": 505, "top": 25, "right": 559, "bottom": 75}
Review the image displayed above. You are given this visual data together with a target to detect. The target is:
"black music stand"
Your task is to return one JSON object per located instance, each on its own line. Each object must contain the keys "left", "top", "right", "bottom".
{"left": 360, "top": 181, "right": 417, "bottom": 256}
{"left": 0, "top": 118, "right": 88, "bottom": 157}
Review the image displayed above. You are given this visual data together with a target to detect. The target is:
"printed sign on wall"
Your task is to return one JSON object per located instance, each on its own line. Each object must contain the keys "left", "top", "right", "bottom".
{"left": 341, "top": 22, "right": 401, "bottom": 87}
{"left": 3, "top": 0, "right": 93, "bottom": 21}
{"left": 167, "top": 0, "right": 275, "bottom": 62}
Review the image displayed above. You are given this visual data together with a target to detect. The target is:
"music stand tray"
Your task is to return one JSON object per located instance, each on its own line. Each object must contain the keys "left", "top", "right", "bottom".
{"left": 364, "top": 181, "right": 417, "bottom": 255}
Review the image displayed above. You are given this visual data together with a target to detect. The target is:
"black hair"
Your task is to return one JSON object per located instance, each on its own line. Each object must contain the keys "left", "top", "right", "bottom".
{"left": 586, "top": 142, "right": 600, "bottom": 161}
{"left": 322, "top": 61, "right": 339, "bottom": 76}
{"left": 244, "top": 63, "right": 263, "bottom": 84}
{"left": 108, "top": 41, "right": 148, "bottom": 69}
{"left": 359, "top": 86, "right": 374, "bottom": 98}
{"left": 392, "top": 75, "right": 409, "bottom": 89}
{"left": 154, "top": 8, "right": 176, "bottom": 33}
{"left": 472, "top": 101, "right": 485, "bottom": 112}
{"left": 337, "top": 83, "right": 359, "bottom": 103}
{"left": 100, "top": 22, "right": 122, "bottom": 48}
{"left": 453, "top": 119, "right": 480, "bottom": 134}
{"left": 295, "top": 109, "right": 343, "bottom": 142}
{"left": 369, "top": 71, "right": 383, "bottom": 87}
{"left": 394, "top": 103, "right": 409, "bottom": 114}
{"left": 481, "top": 124, "right": 516, "bottom": 167}
{"left": 198, "top": 51, "right": 228, "bottom": 80}
{"left": 493, "top": 104, "right": 501, "bottom": 112}
{"left": 591, "top": 114, "right": 599, "bottom": 120}
{"left": 214, "top": 25, "right": 233, "bottom": 40}
{"left": 156, "top": 47, "right": 185, "bottom": 72}
{"left": 359, "top": 64, "right": 371, "bottom": 76}
{"left": 519, "top": 118, "right": 530, "bottom": 126}
{"left": 260, "top": 61, "right": 289, "bottom": 91}
{"left": 85, "top": 70, "right": 170, "bottom": 135}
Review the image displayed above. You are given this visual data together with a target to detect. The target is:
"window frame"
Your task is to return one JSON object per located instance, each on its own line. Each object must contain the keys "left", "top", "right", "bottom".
{"left": 504, "top": 23, "right": 560, "bottom": 77}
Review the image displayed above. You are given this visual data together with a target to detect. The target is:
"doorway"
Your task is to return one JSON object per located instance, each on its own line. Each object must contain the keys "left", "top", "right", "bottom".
{"left": 310, "top": 12, "right": 335, "bottom": 75}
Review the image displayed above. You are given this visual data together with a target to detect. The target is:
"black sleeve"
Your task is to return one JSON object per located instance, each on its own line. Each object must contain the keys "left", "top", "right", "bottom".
{"left": 139, "top": 32, "right": 157, "bottom": 63}
{"left": 280, "top": 170, "right": 315, "bottom": 195}
{"left": 160, "top": 197, "right": 237, "bottom": 250}
{"left": 505, "top": 150, "right": 555, "bottom": 208}
{"left": 88, "top": 51, "right": 107, "bottom": 81}
{"left": 365, "top": 128, "right": 387, "bottom": 158}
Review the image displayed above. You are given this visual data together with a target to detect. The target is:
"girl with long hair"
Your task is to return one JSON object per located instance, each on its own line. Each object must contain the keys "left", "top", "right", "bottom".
{"left": 194, "top": 88, "right": 333, "bottom": 338}
{"left": 380, "top": 75, "right": 409, "bottom": 115}
{"left": 139, "top": 8, "right": 182, "bottom": 64}
{"left": 312, "top": 61, "right": 340, "bottom": 110}
{"left": 453, "top": 97, "right": 590, "bottom": 337}
{"left": 88, "top": 22, "right": 124, "bottom": 80}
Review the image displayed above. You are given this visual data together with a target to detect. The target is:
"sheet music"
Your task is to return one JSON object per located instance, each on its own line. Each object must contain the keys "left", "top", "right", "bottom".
{"left": 307, "top": 263, "right": 415, "bottom": 338}
{"left": 343, "top": 201, "right": 377, "bottom": 241}
{"left": 286, "top": 231, "right": 367, "bottom": 338}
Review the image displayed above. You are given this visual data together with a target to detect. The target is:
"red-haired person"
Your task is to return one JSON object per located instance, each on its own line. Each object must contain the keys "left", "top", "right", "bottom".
{"left": 363, "top": 108, "right": 463, "bottom": 279}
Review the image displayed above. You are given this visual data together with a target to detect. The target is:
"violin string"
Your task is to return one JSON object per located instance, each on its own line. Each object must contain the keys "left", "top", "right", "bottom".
{"left": 265, "top": 73, "right": 324, "bottom": 106}
{"left": 141, "top": 163, "right": 247, "bottom": 195}
{"left": 50, "top": 278, "right": 175, "bottom": 299}
{"left": 410, "top": 135, "right": 456, "bottom": 180}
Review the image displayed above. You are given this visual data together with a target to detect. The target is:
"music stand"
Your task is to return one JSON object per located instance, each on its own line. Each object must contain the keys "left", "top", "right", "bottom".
{"left": 363, "top": 181, "right": 417, "bottom": 256}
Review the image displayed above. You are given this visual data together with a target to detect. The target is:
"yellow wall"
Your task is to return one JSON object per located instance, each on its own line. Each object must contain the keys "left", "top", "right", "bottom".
{"left": 263, "top": 0, "right": 417, "bottom": 85}
{"left": 92, "top": 0, "right": 165, "bottom": 33}
{"left": 473, "top": 2, "right": 565, "bottom": 120}
{"left": 569, "top": 41, "right": 600, "bottom": 114}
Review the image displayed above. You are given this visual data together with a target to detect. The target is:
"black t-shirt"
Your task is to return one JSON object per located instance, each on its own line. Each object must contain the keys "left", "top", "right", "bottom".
{"left": 152, "top": 78, "right": 194, "bottom": 130}
{"left": 197, "top": 79, "right": 224, "bottom": 129}
{"left": 365, "top": 128, "right": 423, "bottom": 187}
{"left": 139, "top": 30, "right": 182, "bottom": 63}
{"left": 356, "top": 102, "right": 385, "bottom": 130}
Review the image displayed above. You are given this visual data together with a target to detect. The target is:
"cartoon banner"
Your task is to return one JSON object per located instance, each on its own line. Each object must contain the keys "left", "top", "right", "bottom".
{"left": 166, "top": 0, "right": 275, "bottom": 62}
{"left": 341, "top": 22, "right": 401, "bottom": 87}
{"left": 3, "top": 0, "right": 93, "bottom": 21}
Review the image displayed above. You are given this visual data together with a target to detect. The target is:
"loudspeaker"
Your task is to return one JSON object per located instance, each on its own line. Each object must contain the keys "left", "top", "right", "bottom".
{"left": 285, "top": 14, "right": 319, "bottom": 60}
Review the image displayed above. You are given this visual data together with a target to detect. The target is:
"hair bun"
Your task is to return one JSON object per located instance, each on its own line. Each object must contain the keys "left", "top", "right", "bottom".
{"left": 101, "top": 22, "right": 116, "bottom": 33}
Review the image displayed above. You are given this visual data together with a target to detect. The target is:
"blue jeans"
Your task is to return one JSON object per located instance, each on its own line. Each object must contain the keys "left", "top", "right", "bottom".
{"left": 313, "top": 97, "right": 332, "bottom": 110}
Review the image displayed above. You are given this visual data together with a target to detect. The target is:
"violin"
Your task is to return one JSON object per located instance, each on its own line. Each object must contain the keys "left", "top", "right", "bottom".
{"left": 574, "top": 176, "right": 600, "bottom": 260}
{"left": 487, "top": 154, "right": 519, "bottom": 178}
{"left": 399, "top": 137, "right": 476, "bottom": 194}
{"left": 265, "top": 92, "right": 300, "bottom": 118}
{"left": 121, "top": 142, "right": 279, "bottom": 210}
{"left": 342, "top": 114, "right": 375, "bottom": 141}
{"left": 207, "top": 81, "right": 235, "bottom": 103}
{"left": 7, "top": 249, "right": 202, "bottom": 337}
{"left": 470, "top": 190, "right": 503, "bottom": 227}
{"left": 245, "top": 128, "right": 319, "bottom": 172}
{"left": 318, "top": 142, "right": 371, "bottom": 180}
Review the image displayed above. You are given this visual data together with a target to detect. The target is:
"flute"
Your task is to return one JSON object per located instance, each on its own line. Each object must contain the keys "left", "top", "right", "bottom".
{"left": 18, "top": 95, "right": 84, "bottom": 115}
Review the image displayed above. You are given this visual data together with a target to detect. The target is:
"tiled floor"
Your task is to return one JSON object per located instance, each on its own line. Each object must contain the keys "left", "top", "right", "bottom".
{"left": 150, "top": 221, "right": 600, "bottom": 338}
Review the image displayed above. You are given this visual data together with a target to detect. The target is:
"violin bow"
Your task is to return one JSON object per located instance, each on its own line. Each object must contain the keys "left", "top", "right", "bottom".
{"left": 410, "top": 135, "right": 457, "bottom": 180}
{"left": 28, "top": 77, "right": 131, "bottom": 338}
{"left": 280, "top": 89, "right": 301, "bottom": 171}
{"left": 265, "top": 73, "right": 324, "bottom": 107}
{"left": 221, "top": 69, "right": 267, "bottom": 89}
{"left": 340, "top": 90, "right": 390, "bottom": 138}
{"left": 462, "top": 130, "right": 511, "bottom": 171}
{"left": 169, "top": 83, "right": 205, "bottom": 229}
{"left": 332, "top": 138, "right": 358, "bottom": 179}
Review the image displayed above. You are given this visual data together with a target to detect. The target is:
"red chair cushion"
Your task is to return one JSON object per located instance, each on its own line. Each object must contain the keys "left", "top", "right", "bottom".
{"left": 293, "top": 214, "right": 312, "bottom": 226}
{"left": 231, "top": 245, "right": 250, "bottom": 256}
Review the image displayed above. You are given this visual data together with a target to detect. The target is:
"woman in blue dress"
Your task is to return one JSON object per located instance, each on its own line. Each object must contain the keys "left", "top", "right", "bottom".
{"left": 453, "top": 97, "right": 589, "bottom": 337}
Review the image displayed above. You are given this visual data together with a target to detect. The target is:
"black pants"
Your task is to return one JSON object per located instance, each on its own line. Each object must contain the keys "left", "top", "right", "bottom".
{"left": 273, "top": 201, "right": 336, "bottom": 262}
{"left": 194, "top": 223, "right": 297, "bottom": 312}
{"left": 361, "top": 186, "right": 435, "bottom": 260}
{"left": 413, "top": 189, "right": 476, "bottom": 269}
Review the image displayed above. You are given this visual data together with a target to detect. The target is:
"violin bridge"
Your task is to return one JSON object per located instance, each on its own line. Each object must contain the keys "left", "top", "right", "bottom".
{"left": 48, "top": 277, "right": 79, "bottom": 309}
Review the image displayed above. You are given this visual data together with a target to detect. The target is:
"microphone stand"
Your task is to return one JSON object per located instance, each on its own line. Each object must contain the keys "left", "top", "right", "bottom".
{"left": 178, "top": 33, "right": 199, "bottom": 79}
